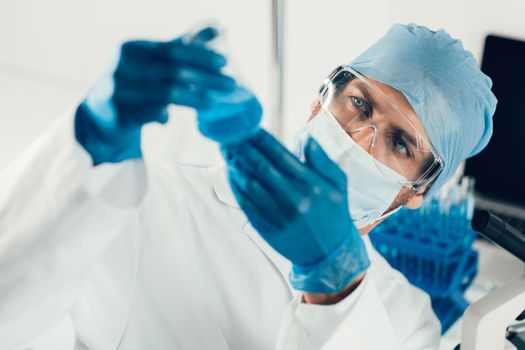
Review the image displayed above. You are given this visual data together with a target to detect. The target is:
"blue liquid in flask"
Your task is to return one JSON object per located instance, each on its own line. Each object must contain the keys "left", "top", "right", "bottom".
{"left": 197, "top": 85, "right": 262, "bottom": 145}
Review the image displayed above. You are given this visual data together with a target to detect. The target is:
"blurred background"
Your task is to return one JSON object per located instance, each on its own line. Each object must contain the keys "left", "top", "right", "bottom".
{"left": 3, "top": 0, "right": 525, "bottom": 348}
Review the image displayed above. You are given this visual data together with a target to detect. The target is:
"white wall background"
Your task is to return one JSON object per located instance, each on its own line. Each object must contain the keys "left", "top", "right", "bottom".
{"left": 2, "top": 0, "right": 525, "bottom": 169}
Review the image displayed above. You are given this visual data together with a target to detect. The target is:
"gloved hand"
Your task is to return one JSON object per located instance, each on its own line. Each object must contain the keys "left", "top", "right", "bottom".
{"left": 223, "top": 130, "right": 370, "bottom": 293}
{"left": 75, "top": 27, "right": 235, "bottom": 165}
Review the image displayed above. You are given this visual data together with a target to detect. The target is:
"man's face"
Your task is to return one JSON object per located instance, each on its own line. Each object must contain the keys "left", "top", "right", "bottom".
{"left": 309, "top": 77, "right": 431, "bottom": 235}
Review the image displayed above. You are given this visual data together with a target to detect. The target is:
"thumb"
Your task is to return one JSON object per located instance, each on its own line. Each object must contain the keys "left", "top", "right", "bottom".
{"left": 304, "top": 137, "right": 347, "bottom": 190}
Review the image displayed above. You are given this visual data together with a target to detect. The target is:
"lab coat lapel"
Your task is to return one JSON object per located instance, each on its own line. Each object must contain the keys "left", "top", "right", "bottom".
{"left": 208, "top": 165, "right": 240, "bottom": 209}
{"left": 208, "top": 166, "right": 293, "bottom": 292}
{"left": 242, "top": 222, "right": 293, "bottom": 293}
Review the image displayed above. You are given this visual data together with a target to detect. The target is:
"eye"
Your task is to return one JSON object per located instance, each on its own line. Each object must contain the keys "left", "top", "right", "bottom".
{"left": 351, "top": 96, "right": 364, "bottom": 107}
{"left": 350, "top": 96, "right": 371, "bottom": 117}
{"left": 392, "top": 134, "right": 412, "bottom": 158}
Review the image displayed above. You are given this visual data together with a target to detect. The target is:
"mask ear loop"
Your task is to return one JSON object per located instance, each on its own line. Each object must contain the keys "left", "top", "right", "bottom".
{"left": 370, "top": 205, "right": 403, "bottom": 226}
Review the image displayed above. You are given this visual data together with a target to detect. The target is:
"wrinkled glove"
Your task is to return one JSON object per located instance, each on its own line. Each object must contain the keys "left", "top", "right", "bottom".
{"left": 75, "top": 26, "right": 235, "bottom": 165}
{"left": 223, "top": 129, "right": 370, "bottom": 293}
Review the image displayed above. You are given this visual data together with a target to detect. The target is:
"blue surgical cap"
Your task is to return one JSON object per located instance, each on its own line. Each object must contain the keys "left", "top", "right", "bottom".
{"left": 350, "top": 23, "right": 497, "bottom": 196}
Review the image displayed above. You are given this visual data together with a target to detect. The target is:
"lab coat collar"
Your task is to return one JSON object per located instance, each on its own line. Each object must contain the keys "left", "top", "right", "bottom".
{"left": 208, "top": 166, "right": 293, "bottom": 293}
{"left": 208, "top": 166, "right": 240, "bottom": 208}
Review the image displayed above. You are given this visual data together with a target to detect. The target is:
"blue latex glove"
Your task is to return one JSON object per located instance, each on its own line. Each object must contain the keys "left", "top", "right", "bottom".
{"left": 75, "top": 27, "right": 235, "bottom": 165}
{"left": 223, "top": 130, "right": 370, "bottom": 293}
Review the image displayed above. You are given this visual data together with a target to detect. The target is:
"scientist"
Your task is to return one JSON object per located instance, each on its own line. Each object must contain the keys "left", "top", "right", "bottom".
{"left": 0, "top": 24, "right": 496, "bottom": 349}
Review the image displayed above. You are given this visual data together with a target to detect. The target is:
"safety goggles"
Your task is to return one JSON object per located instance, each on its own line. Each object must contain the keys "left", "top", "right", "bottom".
{"left": 319, "top": 65, "right": 444, "bottom": 191}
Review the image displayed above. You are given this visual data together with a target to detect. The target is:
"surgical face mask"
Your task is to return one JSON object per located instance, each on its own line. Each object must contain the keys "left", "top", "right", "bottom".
{"left": 292, "top": 108, "right": 407, "bottom": 229}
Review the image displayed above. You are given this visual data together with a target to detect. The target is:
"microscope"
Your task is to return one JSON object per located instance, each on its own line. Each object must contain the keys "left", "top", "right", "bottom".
{"left": 457, "top": 210, "right": 525, "bottom": 350}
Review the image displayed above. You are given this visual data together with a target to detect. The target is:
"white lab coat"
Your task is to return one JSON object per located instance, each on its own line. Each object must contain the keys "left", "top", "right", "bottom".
{"left": 0, "top": 113, "right": 441, "bottom": 350}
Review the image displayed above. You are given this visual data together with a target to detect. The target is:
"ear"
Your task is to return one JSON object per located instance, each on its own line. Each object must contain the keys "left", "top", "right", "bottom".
{"left": 405, "top": 188, "right": 426, "bottom": 209}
